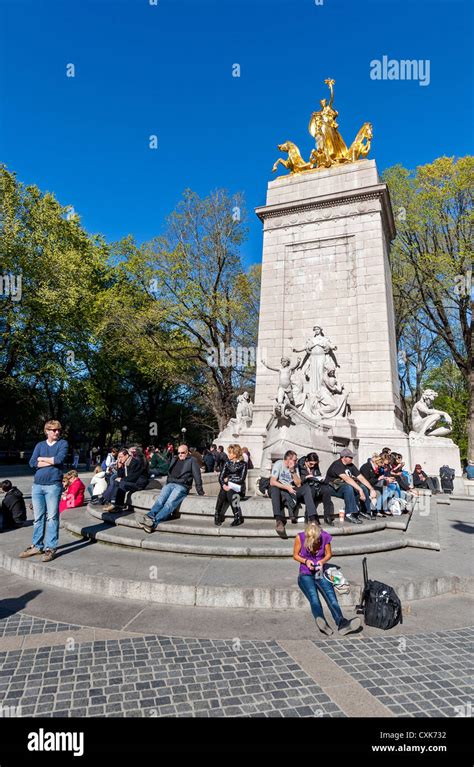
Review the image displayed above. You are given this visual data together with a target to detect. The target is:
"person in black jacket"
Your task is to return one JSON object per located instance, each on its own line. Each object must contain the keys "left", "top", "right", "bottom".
{"left": 1, "top": 480, "right": 27, "bottom": 529}
{"left": 412, "top": 465, "right": 440, "bottom": 493}
{"left": 214, "top": 446, "right": 228, "bottom": 472}
{"left": 138, "top": 445, "right": 205, "bottom": 532}
{"left": 214, "top": 444, "right": 247, "bottom": 527}
{"left": 203, "top": 449, "right": 215, "bottom": 473}
{"left": 359, "top": 454, "right": 394, "bottom": 516}
{"left": 102, "top": 449, "right": 149, "bottom": 511}
{"left": 297, "top": 453, "right": 334, "bottom": 525}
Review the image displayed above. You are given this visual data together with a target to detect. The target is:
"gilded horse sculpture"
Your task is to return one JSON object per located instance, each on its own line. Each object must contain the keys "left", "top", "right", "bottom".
{"left": 272, "top": 79, "right": 373, "bottom": 175}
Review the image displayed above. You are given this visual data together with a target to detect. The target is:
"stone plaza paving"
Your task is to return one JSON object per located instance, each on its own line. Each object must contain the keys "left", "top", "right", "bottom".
{"left": 0, "top": 600, "right": 472, "bottom": 718}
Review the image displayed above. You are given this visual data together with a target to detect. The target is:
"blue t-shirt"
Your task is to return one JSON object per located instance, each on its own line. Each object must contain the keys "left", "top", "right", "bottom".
{"left": 29, "top": 439, "right": 69, "bottom": 485}
{"left": 466, "top": 466, "right": 474, "bottom": 480}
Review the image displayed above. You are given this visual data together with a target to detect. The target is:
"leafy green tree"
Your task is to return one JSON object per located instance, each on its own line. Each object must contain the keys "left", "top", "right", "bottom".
{"left": 423, "top": 361, "right": 469, "bottom": 460}
{"left": 384, "top": 157, "right": 473, "bottom": 457}
{"left": 112, "top": 189, "right": 260, "bottom": 431}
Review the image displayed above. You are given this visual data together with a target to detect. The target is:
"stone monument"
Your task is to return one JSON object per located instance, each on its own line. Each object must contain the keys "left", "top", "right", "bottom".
{"left": 217, "top": 79, "right": 463, "bottom": 484}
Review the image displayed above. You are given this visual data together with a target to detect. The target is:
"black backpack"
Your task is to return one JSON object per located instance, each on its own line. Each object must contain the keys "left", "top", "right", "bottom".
{"left": 439, "top": 465, "right": 454, "bottom": 482}
{"left": 257, "top": 476, "right": 271, "bottom": 497}
{"left": 357, "top": 557, "right": 403, "bottom": 630}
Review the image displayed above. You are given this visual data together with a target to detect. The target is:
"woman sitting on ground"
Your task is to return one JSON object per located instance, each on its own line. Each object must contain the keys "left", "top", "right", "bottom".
{"left": 59, "top": 470, "right": 85, "bottom": 513}
{"left": 293, "top": 522, "right": 361, "bottom": 636}
{"left": 214, "top": 444, "right": 247, "bottom": 527}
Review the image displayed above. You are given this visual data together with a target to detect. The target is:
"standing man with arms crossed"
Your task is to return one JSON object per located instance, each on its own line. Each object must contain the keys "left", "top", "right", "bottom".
{"left": 20, "top": 420, "right": 68, "bottom": 562}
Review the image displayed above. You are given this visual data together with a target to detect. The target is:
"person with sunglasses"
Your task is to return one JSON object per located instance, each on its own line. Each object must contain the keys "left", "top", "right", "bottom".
{"left": 137, "top": 444, "right": 204, "bottom": 533}
{"left": 19, "top": 420, "right": 68, "bottom": 562}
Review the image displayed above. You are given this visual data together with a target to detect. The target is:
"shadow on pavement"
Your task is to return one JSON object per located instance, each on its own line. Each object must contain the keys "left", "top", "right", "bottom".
{"left": 0, "top": 589, "right": 42, "bottom": 620}
{"left": 450, "top": 520, "right": 474, "bottom": 535}
{"left": 54, "top": 536, "right": 97, "bottom": 559}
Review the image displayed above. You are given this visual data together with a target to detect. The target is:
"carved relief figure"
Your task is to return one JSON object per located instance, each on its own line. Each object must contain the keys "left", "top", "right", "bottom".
{"left": 261, "top": 355, "right": 301, "bottom": 417}
{"left": 235, "top": 391, "right": 253, "bottom": 432}
{"left": 293, "top": 326, "right": 338, "bottom": 398}
{"left": 312, "top": 363, "right": 349, "bottom": 420}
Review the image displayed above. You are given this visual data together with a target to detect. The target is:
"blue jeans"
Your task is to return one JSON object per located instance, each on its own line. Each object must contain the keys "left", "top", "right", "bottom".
{"left": 328, "top": 483, "right": 367, "bottom": 515}
{"left": 377, "top": 485, "right": 397, "bottom": 511}
{"left": 32, "top": 483, "right": 62, "bottom": 551}
{"left": 147, "top": 483, "right": 188, "bottom": 527}
{"left": 298, "top": 572, "right": 344, "bottom": 627}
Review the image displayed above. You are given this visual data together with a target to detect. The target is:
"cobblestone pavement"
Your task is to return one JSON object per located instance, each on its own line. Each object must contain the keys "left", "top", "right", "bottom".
{"left": 0, "top": 631, "right": 345, "bottom": 718}
{"left": 0, "top": 610, "right": 472, "bottom": 718}
{"left": 315, "top": 628, "right": 474, "bottom": 718}
{"left": 0, "top": 613, "right": 79, "bottom": 638}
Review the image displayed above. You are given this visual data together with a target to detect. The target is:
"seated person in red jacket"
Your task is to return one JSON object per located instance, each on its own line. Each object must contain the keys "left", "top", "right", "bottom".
{"left": 59, "top": 470, "right": 85, "bottom": 513}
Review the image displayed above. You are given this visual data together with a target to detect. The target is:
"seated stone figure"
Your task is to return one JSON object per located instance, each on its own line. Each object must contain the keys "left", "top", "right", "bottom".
{"left": 411, "top": 389, "right": 452, "bottom": 437}
{"left": 270, "top": 450, "right": 318, "bottom": 538}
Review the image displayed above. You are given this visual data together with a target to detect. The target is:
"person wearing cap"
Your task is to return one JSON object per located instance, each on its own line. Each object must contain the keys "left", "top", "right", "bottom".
{"left": 324, "top": 448, "right": 378, "bottom": 524}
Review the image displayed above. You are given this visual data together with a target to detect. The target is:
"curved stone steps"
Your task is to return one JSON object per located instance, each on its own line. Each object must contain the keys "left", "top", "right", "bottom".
{"left": 0, "top": 513, "right": 460, "bottom": 610}
{"left": 87, "top": 505, "right": 408, "bottom": 538}
{"left": 130, "top": 492, "right": 296, "bottom": 519}
{"left": 61, "top": 509, "right": 409, "bottom": 557}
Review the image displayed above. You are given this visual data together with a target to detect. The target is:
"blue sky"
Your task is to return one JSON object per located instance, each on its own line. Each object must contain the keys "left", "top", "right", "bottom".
{"left": 1, "top": 0, "right": 472, "bottom": 267}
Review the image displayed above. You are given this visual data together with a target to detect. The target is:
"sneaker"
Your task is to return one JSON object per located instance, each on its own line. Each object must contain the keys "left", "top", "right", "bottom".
{"left": 315, "top": 617, "right": 334, "bottom": 636}
{"left": 359, "top": 510, "right": 372, "bottom": 520}
{"left": 19, "top": 545, "right": 43, "bottom": 559}
{"left": 338, "top": 617, "right": 362, "bottom": 635}
{"left": 41, "top": 549, "right": 56, "bottom": 563}
{"left": 102, "top": 503, "right": 115, "bottom": 513}
{"left": 275, "top": 520, "right": 287, "bottom": 538}
{"left": 139, "top": 516, "right": 155, "bottom": 533}
{"left": 345, "top": 514, "right": 362, "bottom": 525}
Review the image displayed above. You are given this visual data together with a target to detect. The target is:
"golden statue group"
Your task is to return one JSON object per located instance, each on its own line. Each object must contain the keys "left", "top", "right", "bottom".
{"left": 272, "top": 79, "right": 373, "bottom": 175}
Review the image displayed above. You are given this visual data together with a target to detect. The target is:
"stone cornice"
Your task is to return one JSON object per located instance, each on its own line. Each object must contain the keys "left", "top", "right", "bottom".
{"left": 255, "top": 183, "right": 396, "bottom": 241}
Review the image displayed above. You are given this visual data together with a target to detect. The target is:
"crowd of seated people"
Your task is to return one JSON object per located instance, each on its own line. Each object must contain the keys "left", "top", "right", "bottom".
{"left": 62, "top": 437, "right": 455, "bottom": 526}
{"left": 260, "top": 445, "right": 454, "bottom": 537}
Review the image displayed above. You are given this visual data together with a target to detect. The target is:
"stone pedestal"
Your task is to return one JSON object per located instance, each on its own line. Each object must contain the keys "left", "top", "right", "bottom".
{"left": 219, "top": 159, "right": 463, "bottom": 479}
{"left": 254, "top": 159, "right": 402, "bottom": 434}
{"left": 408, "top": 435, "right": 463, "bottom": 478}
